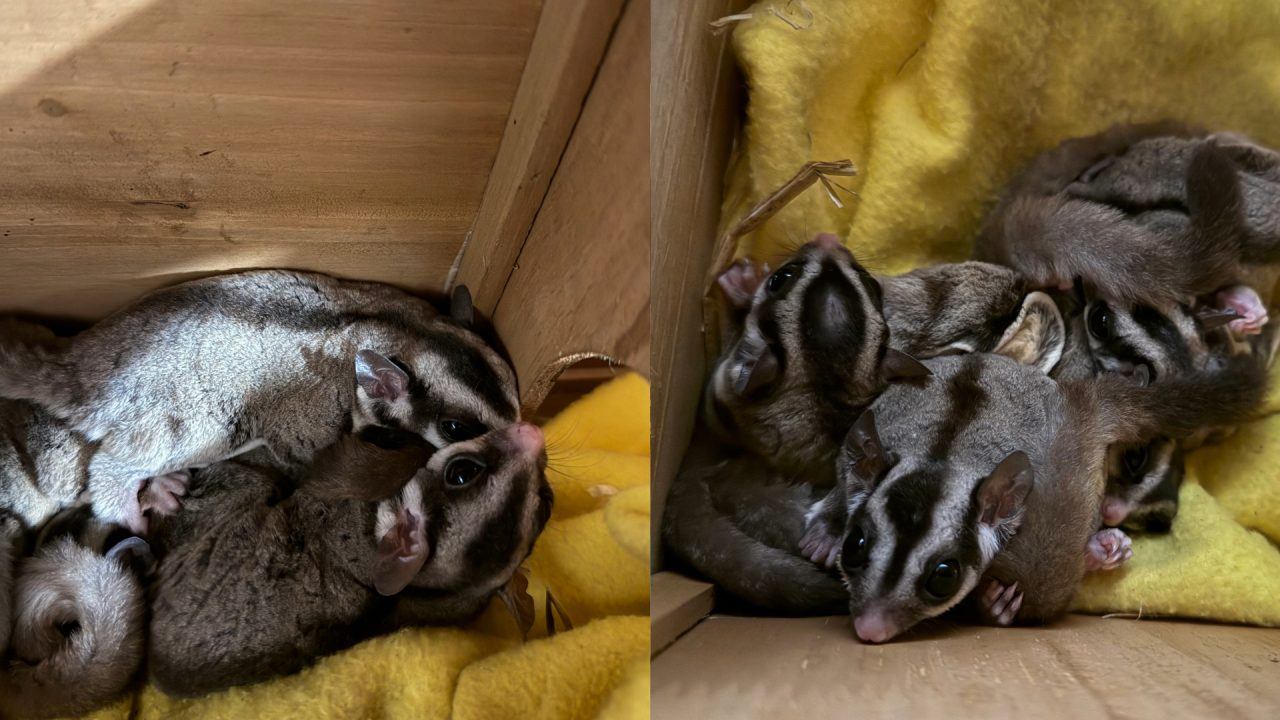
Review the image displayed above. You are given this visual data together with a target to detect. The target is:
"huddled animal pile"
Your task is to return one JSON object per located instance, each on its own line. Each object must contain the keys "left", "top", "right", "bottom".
{"left": 0, "top": 271, "right": 552, "bottom": 718}
{"left": 663, "top": 122, "right": 1280, "bottom": 642}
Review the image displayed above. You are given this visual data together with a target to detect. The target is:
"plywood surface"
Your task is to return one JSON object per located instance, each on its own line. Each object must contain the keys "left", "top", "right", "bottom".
{"left": 455, "top": 0, "right": 624, "bottom": 314}
{"left": 651, "top": 571, "right": 715, "bottom": 656}
{"left": 653, "top": 614, "right": 1280, "bottom": 719}
{"left": 650, "top": 0, "right": 750, "bottom": 568}
{"left": 0, "top": 0, "right": 540, "bottom": 318}
{"left": 492, "top": 0, "right": 649, "bottom": 412}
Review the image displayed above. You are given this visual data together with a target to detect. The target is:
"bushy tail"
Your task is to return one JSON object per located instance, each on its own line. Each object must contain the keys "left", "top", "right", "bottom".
{"left": 0, "top": 317, "right": 76, "bottom": 416}
{"left": 0, "top": 537, "right": 145, "bottom": 720}
{"left": 1081, "top": 352, "right": 1270, "bottom": 446}
{"left": 1180, "top": 142, "right": 1251, "bottom": 295}
{"left": 1011, "top": 120, "right": 1200, "bottom": 196}
{"left": 662, "top": 435, "right": 847, "bottom": 615}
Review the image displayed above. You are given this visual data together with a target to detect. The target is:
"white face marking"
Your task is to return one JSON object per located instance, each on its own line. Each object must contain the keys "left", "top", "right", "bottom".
{"left": 845, "top": 462, "right": 997, "bottom": 625}
{"left": 976, "top": 525, "right": 1002, "bottom": 565}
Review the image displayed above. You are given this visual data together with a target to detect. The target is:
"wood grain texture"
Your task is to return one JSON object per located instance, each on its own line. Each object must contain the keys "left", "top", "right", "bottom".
{"left": 651, "top": 571, "right": 715, "bottom": 657}
{"left": 653, "top": 615, "right": 1280, "bottom": 719}
{"left": 0, "top": 0, "right": 540, "bottom": 319}
{"left": 492, "top": 0, "right": 649, "bottom": 412}
{"left": 454, "top": 0, "right": 624, "bottom": 314}
{"left": 650, "top": 0, "right": 750, "bottom": 568}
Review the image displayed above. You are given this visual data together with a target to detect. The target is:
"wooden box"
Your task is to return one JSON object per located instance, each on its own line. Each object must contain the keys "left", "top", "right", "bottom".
{"left": 0, "top": 0, "right": 649, "bottom": 412}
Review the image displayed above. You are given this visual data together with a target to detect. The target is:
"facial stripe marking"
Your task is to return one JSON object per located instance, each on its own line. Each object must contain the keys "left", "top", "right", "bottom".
{"left": 1130, "top": 305, "right": 1193, "bottom": 372}
{"left": 880, "top": 471, "right": 944, "bottom": 593}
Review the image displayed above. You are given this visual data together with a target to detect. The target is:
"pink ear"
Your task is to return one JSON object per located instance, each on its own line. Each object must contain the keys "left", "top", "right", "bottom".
{"left": 717, "top": 259, "right": 766, "bottom": 309}
{"left": 977, "top": 452, "right": 1034, "bottom": 529}
{"left": 355, "top": 349, "right": 410, "bottom": 402}
{"left": 373, "top": 507, "right": 430, "bottom": 596}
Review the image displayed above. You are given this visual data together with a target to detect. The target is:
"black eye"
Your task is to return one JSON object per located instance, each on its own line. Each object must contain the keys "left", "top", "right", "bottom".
{"left": 1122, "top": 446, "right": 1149, "bottom": 478}
{"left": 444, "top": 457, "right": 485, "bottom": 487}
{"left": 841, "top": 525, "right": 871, "bottom": 569}
{"left": 766, "top": 264, "right": 799, "bottom": 294}
{"left": 1087, "top": 302, "right": 1114, "bottom": 341}
{"left": 923, "top": 559, "right": 961, "bottom": 600}
{"left": 440, "top": 419, "right": 485, "bottom": 443}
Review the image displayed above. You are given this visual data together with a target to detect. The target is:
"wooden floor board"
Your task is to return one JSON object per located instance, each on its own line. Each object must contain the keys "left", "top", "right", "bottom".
{"left": 652, "top": 614, "right": 1280, "bottom": 719}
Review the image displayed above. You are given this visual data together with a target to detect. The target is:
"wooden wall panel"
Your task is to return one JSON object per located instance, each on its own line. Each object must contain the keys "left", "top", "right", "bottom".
{"left": 650, "top": 0, "right": 749, "bottom": 567}
{"left": 491, "top": 0, "right": 649, "bottom": 412}
{"left": 0, "top": 0, "right": 541, "bottom": 319}
{"left": 454, "top": 0, "right": 624, "bottom": 315}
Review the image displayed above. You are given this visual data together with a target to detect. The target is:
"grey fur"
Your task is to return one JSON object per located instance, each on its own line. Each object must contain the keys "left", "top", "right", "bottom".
{"left": 837, "top": 348, "right": 1268, "bottom": 641}
{"left": 881, "top": 261, "right": 1028, "bottom": 357}
{"left": 975, "top": 121, "right": 1276, "bottom": 310}
{"left": 678, "top": 248, "right": 1028, "bottom": 614}
{"left": 661, "top": 429, "right": 847, "bottom": 614}
{"left": 0, "top": 270, "right": 518, "bottom": 533}
{"left": 705, "top": 240, "right": 895, "bottom": 477}
{"left": 0, "top": 531, "right": 147, "bottom": 719}
{"left": 706, "top": 246, "right": 1022, "bottom": 479}
{"left": 0, "top": 398, "right": 95, "bottom": 533}
{"left": 149, "top": 423, "right": 550, "bottom": 697}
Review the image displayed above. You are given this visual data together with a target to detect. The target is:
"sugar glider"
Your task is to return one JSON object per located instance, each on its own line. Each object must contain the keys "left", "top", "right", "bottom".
{"left": 147, "top": 421, "right": 551, "bottom": 697}
{"left": 1, "top": 507, "right": 151, "bottom": 719}
{"left": 976, "top": 121, "right": 1280, "bottom": 324}
{"left": 705, "top": 236, "right": 1031, "bottom": 478}
{"left": 0, "top": 271, "right": 518, "bottom": 534}
{"left": 666, "top": 244, "right": 1031, "bottom": 611}
{"left": 834, "top": 338, "right": 1267, "bottom": 642}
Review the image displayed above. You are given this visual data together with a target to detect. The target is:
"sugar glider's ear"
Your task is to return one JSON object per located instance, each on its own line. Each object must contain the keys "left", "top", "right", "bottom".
{"left": 373, "top": 500, "right": 430, "bottom": 596}
{"left": 356, "top": 349, "right": 410, "bottom": 402}
{"left": 724, "top": 337, "right": 779, "bottom": 396}
{"left": 450, "top": 285, "right": 475, "bottom": 327}
{"left": 843, "top": 409, "right": 891, "bottom": 489}
{"left": 717, "top": 259, "right": 769, "bottom": 310}
{"left": 975, "top": 451, "right": 1034, "bottom": 551}
{"left": 993, "top": 291, "right": 1065, "bottom": 375}
{"left": 880, "top": 348, "right": 931, "bottom": 383}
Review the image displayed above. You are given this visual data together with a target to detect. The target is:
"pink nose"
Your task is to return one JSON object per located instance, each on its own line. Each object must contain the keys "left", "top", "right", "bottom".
{"left": 853, "top": 610, "right": 899, "bottom": 644}
{"left": 1101, "top": 497, "right": 1130, "bottom": 526}
{"left": 510, "top": 422, "right": 544, "bottom": 454}
{"left": 813, "top": 232, "right": 842, "bottom": 250}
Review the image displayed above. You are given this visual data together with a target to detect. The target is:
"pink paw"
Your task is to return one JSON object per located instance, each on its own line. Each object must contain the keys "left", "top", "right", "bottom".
{"left": 1085, "top": 528, "right": 1134, "bottom": 572}
{"left": 717, "top": 259, "right": 767, "bottom": 309}
{"left": 139, "top": 470, "right": 190, "bottom": 519}
{"left": 1215, "top": 285, "right": 1269, "bottom": 337}
{"left": 798, "top": 523, "right": 841, "bottom": 569}
{"left": 979, "top": 578, "right": 1023, "bottom": 626}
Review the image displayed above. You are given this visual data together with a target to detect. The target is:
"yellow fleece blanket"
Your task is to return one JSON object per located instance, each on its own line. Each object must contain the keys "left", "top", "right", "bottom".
{"left": 81, "top": 373, "right": 651, "bottom": 720}
{"left": 724, "top": 0, "right": 1280, "bottom": 624}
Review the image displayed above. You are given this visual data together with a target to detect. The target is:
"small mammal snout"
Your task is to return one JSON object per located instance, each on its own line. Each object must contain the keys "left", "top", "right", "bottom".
{"left": 853, "top": 608, "right": 900, "bottom": 644}
{"left": 1101, "top": 497, "right": 1131, "bottom": 526}
{"left": 509, "top": 422, "right": 544, "bottom": 455}
{"left": 812, "top": 232, "right": 842, "bottom": 250}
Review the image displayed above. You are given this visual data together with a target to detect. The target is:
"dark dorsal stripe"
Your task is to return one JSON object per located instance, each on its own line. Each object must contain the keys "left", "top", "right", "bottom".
{"left": 1130, "top": 305, "right": 1194, "bottom": 372}
{"left": 927, "top": 357, "right": 988, "bottom": 459}
{"left": 880, "top": 470, "right": 944, "bottom": 592}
